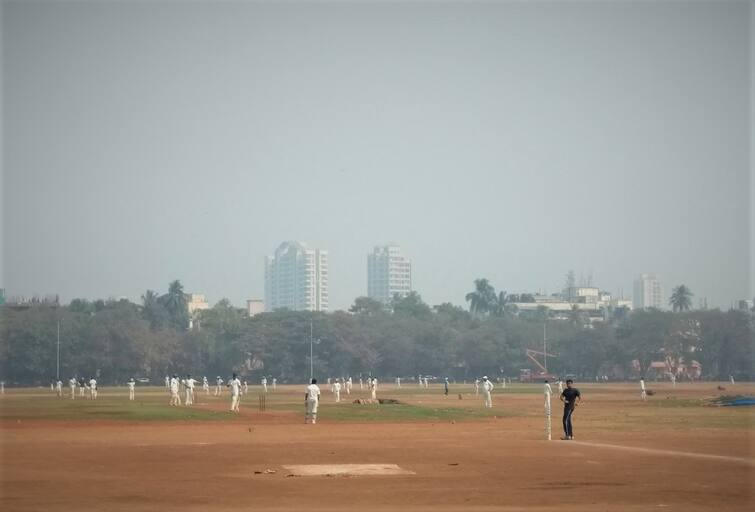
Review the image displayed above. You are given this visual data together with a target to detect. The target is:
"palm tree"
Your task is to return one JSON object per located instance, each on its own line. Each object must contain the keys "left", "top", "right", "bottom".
{"left": 491, "top": 291, "right": 512, "bottom": 317}
{"left": 669, "top": 285, "right": 693, "bottom": 312}
{"left": 162, "top": 280, "right": 189, "bottom": 328}
{"left": 465, "top": 279, "right": 497, "bottom": 316}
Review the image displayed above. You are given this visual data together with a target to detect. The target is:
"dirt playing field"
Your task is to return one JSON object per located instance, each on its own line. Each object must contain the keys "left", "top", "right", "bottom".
{"left": 1, "top": 382, "right": 753, "bottom": 511}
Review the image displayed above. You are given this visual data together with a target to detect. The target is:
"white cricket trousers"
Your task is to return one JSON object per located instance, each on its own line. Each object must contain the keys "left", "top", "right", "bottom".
{"left": 371, "top": 389, "right": 377, "bottom": 400}
{"left": 483, "top": 391, "right": 492, "bottom": 408}
{"left": 129, "top": 389, "right": 135, "bottom": 401}
{"left": 170, "top": 392, "right": 181, "bottom": 406}
{"left": 230, "top": 393, "right": 240, "bottom": 412}
{"left": 335, "top": 390, "right": 340, "bottom": 402}
{"left": 306, "top": 400, "right": 318, "bottom": 423}
{"left": 185, "top": 389, "right": 193, "bottom": 406}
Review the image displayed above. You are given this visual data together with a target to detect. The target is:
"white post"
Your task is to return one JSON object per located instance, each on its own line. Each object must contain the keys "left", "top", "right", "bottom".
{"left": 56, "top": 320, "right": 60, "bottom": 381}
{"left": 309, "top": 320, "right": 314, "bottom": 382}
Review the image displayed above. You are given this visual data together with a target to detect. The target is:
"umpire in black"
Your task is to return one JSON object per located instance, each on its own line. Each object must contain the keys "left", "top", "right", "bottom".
{"left": 559, "top": 379, "right": 581, "bottom": 440}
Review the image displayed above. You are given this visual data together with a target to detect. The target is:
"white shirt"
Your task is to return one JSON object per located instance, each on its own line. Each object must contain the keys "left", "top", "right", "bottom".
{"left": 170, "top": 378, "right": 179, "bottom": 393}
{"left": 262, "top": 378, "right": 267, "bottom": 384}
{"left": 89, "top": 379, "right": 97, "bottom": 389}
{"left": 306, "top": 383, "right": 321, "bottom": 402}
{"left": 185, "top": 378, "right": 196, "bottom": 390}
{"left": 69, "top": 378, "right": 77, "bottom": 387}
{"left": 334, "top": 382, "right": 342, "bottom": 392}
{"left": 229, "top": 378, "right": 242, "bottom": 396}
{"left": 127, "top": 381, "right": 135, "bottom": 391}
{"left": 640, "top": 380, "right": 646, "bottom": 390}
{"left": 483, "top": 380, "right": 494, "bottom": 393}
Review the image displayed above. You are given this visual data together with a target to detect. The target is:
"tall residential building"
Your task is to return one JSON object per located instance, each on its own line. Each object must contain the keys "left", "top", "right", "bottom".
{"left": 265, "top": 241, "right": 328, "bottom": 312}
{"left": 367, "top": 244, "right": 412, "bottom": 304}
{"left": 633, "top": 274, "right": 663, "bottom": 310}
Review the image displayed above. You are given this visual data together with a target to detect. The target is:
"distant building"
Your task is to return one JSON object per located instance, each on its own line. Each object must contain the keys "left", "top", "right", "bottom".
{"left": 246, "top": 299, "right": 264, "bottom": 317}
{"left": 633, "top": 274, "right": 663, "bottom": 310}
{"left": 265, "top": 241, "right": 328, "bottom": 312}
{"left": 564, "top": 287, "right": 600, "bottom": 304}
{"left": 735, "top": 299, "right": 753, "bottom": 311}
{"left": 367, "top": 244, "right": 412, "bottom": 304}
{"left": 185, "top": 294, "right": 210, "bottom": 316}
{"left": 4, "top": 294, "right": 60, "bottom": 309}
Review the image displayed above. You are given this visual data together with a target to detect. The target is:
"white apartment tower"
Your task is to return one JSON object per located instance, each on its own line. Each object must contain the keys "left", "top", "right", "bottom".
{"left": 265, "top": 241, "right": 328, "bottom": 312}
{"left": 367, "top": 244, "right": 412, "bottom": 304}
{"left": 633, "top": 273, "right": 663, "bottom": 310}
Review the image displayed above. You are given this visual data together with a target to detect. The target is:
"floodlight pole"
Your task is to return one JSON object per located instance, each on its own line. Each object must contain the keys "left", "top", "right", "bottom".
{"left": 543, "top": 323, "right": 547, "bottom": 373}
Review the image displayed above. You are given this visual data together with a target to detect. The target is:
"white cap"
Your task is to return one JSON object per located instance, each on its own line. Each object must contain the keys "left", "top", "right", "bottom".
{"left": 482, "top": 376, "right": 488, "bottom": 380}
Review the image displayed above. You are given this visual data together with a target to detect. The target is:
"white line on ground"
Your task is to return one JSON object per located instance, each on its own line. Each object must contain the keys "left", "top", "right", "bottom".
{"left": 565, "top": 440, "right": 755, "bottom": 467}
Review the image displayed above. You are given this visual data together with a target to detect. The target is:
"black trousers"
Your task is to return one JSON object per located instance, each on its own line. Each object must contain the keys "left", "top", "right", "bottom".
{"left": 563, "top": 406, "right": 575, "bottom": 437}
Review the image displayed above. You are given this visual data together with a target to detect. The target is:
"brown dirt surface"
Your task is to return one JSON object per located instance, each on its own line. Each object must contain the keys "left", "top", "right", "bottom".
{"left": 1, "top": 383, "right": 753, "bottom": 511}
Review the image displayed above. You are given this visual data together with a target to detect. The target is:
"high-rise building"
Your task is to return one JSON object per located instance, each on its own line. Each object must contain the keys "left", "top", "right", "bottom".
{"left": 633, "top": 274, "right": 663, "bottom": 310}
{"left": 367, "top": 244, "right": 412, "bottom": 304}
{"left": 265, "top": 241, "right": 328, "bottom": 312}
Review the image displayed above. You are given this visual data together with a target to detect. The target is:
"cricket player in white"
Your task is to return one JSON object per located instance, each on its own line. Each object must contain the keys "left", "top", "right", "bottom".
{"left": 730, "top": 375, "right": 735, "bottom": 385}
{"left": 418, "top": 375, "right": 422, "bottom": 388}
{"left": 474, "top": 378, "right": 480, "bottom": 395}
{"left": 424, "top": 377, "right": 429, "bottom": 388}
{"left": 184, "top": 375, "right": 196, "bottom": 406}
{"left": 370, "top": 378, "right": 377, "bottom": 400}
{"left": 165, "top": 375, "right": 170, "bottom": 390}
{"left": 396, "top": 377, "right": 401, "bottom": 388}
{"left": 261, "top": 377, "right": 267, "bottom": 393}
{"left": 640, "top": 378, "right": 647, "bottom": 401}
{"left": 544, "top": 379, "right": 553, "bottom": 440}
{"left": 79, "top": 379, "right": 86, "bottom": 397}
{"left": 334, "top": 379, "right": 342, "bottom": 402}
{"left": 55, "top": 380, "right": 63, "bottom": 398}
{"left": 128, "top": 378, "right": 136, "bottom": 401}
{"left": 228, "top": 373, "right": 242, "bottom": 412}
{"left": 482, "top": 376, "right": 494, "bottom": 408}
{"left": 305, "top": 378, "right": 321, "bottom": 424}
{"left": 69, "top": 378, "right": 77, "bottom": 399}
{"left": 346, "top": 377, "right": 352, "bottom": 395}
{"left": 202, "top": 376, "right": 210, "bottom": 395}
{"left": 89, "top": 378, "right": 98, "bottom": 400}
{"left": 557, "top": 379, "right": 564, "bottom": 394}
{"left": 670, "top": 373, "right": 676, "bottom": 388}
{"left": 243, "top": 380, "right": 248, "bottom": 395}
{"left": 359, "top": 377, "right": 364, "bottom": 390}
{"left": 170, "top": 375, "right": 181, "bottom": 406}
{"left": 215, "top": 376, "right": 223, "bottom": 396}
{"left": 272, "top": 378, "right": 277, "bottom": 391}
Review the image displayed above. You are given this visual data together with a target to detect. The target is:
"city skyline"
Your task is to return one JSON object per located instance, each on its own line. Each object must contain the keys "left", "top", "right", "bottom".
{"left": 2, "top": 1, "right": 751, "bottom": 311}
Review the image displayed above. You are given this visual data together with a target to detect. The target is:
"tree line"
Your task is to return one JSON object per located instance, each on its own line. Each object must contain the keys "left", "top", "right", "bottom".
{"left": 0, "top": 280, "right": 752, "bottom": 385}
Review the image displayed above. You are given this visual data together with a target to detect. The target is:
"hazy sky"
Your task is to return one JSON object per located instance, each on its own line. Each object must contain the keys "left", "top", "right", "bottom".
{"left": 2, "top": 0, "right": 752, "bottom": 310}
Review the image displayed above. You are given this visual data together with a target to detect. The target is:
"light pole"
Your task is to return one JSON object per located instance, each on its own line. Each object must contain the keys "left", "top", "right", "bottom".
{"left": 309, "top": 319, "right": 320, "bottom": 382}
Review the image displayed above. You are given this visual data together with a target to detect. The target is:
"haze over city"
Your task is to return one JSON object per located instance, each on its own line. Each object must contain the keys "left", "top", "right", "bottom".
{"left": 2, "top": 1, "right": 752, "bottom": 310}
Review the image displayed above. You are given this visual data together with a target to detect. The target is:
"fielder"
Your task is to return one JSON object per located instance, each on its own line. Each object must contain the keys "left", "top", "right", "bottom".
{"left": 89, "top": 377, "right": 98, "bottom": 400}
{"left": 396, "top": 377, "right": 401, "bottom": 388}
{"left": 305, "top": 378, "right": 321, "bottom": 424}
{"left": 170, "top": 375, "right": 181, "bottom": 406}
{"left": 424, "top": 377, "right": 429, "bottom": 388}
{"left": 474, "top": 378, "right": 479, "bottom": 395}
{"left": 359, "top": 377, "right": 364, "bottom": 390}
{"left": 184, "top": 374, "right": 196, "bottom": 406}
{"left": 272, "top": 377, "right": 277, "bottom": 391}
{"left": 443, "top": 377, "right": 449, "bottom": 396}
{"left": 228, "top": 373, "right": 242, "bottom": 413}
{"left": 640, "top": 378, "right": 647, "bottom": 401}
{"left": 56, "top": 380, "right": 63, "bottom": 398}
{"left": 370, "top": 377, "right": 378, "bottom": 400}
{"left": 243, "top": 380, "right": 248, "bottom": 395}
{"left": 69, "top": 377, "right": 77, "bottom": 399}
{"left": 79, "top": 378, "right": 87, "bottom": 397}
{"left": 481, "top": 376, "right": 494, "bottom": 408}
{"left": 261, "top": 377, "right": 267, "bottom": 393}
{"left": 730, "top": 375, "right": 735, "bottom": 385}
{"left": 128, "top": 378, "right": 136, "bottom": 401}
{"left": 557, "top": 379, "right": 564, "bottom": 394}
{"left": 334, "top": 379, "right": 342, "bottom": 402}
{"left": 346, "top": 377, "right": 352, "bottom": 395}
{"left": 215, "top": 376, "right": 223, "bottom": 396}
{"left": 202, "top": 376, "right": 210, "bottom": 395}
{"left": 165, "top": 375, "right": 170, "bottom": 390}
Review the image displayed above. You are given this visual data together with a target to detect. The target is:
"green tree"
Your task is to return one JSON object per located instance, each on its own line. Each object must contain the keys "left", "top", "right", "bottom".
{"left": 465, "top": 279, "right": 497, "bottom": 316}
{"left": 669, "top": 285, "right": 693, "bottom": 312}
{"left": 349, "top": 296, "right": 385, "bottom": 315}
{"left": 160, "top": 280, "right": 189, "bottom": 329}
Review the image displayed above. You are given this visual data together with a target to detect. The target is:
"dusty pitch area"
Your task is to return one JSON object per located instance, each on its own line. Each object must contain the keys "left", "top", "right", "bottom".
{"left": 1, "top": 382, "right": 753, "bottom": 511}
